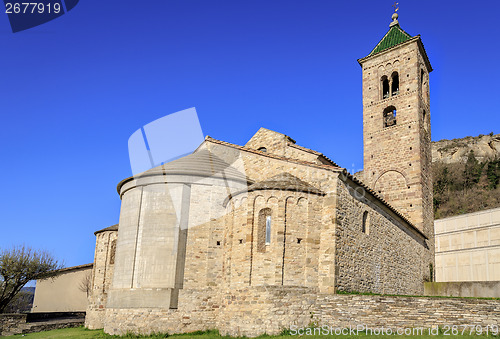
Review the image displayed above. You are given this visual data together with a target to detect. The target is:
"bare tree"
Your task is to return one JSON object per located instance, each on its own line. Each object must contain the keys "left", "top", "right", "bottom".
{"left": 78, "top": 271, "right": 92, "bottom": 298}
{"left": 0, "top": 245, "right": 63, "bottom": 313}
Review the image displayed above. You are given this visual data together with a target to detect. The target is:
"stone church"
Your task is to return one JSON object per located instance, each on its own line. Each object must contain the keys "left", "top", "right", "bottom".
{"left": 86, "top": 11, "right": 434, "bottom": 336}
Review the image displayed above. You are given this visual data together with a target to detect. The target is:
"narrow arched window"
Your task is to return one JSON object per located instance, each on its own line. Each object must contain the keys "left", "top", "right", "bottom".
{"left": 109, "top": 239, "right": 116, "bottom": 264}
{"left": 381, "top": 76, "right": 389, "bottom": 99}
{"left": 265, "top": 216, "right": 271, "bottom": 245}
{"left": 257, "top": 147, "right": 267, "bottom": 153}
{"left": 383, "top": 106, "right": 397, "bottom": 128}
{"left": 258, "top": 208, "right": 272, "bottom": 252}
{"left": 362, "top": 211, "right": 369, "bottom": 234}
{"left": 423, "top": 110, "right": 428, "bottom": 132}
{"left": 391, "top": 72, "right": 399, "bottom": 96}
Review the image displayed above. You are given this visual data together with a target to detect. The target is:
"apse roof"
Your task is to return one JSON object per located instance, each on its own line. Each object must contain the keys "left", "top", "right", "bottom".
{"left": 246, "top": 172, "right": 324, "bottom": 195}
{"left": 117, "top": 149, "right": 250, "bottom": 193}
{"left": 138, "top": 150, "right": 247, "bottom": 181}
{"left": 94, "top": 224, "right": 118, "bottom": 235}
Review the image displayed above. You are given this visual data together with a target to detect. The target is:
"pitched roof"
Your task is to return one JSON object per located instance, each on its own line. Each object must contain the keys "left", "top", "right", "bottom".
{"left": 94, "top": 224, "right": 118, "bottom": 235}
{"left": 368, "top": 24, "right": 413, "bottom": 57}
{"left": 56, "top": 263, "right": 93, "bottom": 274}
{"left": 204, "top": 136, "right": 427, "bottom": 240}
{"left": 204, "top": 136, "right": 341, "bottom": 172}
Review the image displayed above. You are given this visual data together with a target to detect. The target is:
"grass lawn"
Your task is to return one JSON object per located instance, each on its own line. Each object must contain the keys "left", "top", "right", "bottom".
{"left": 6, "top": 327, "right": 499, "bottom": 338}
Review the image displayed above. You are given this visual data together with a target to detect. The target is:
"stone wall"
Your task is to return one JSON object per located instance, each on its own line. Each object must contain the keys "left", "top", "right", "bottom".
{"left": 85, "top": 229, "right": 117, "bottom": 329}
{"left": 334, "top": 176, "right": 429, "bottom": 295}
{"left": 103, "top": 287, "right": 218, "bottom": 335}
{"left": 0, "top": 314, "right": 27, "bottom": 336}
{"left": 316, "top": 294, "right": 499, "bottom": 331}
{"left": 425, "top": 281, "right": 500, "bottom": 298}
{"left": 101, "top": 289, "right": 500, "bottom": 337}
{"left": 227, "top": 190, "right": 324, "bottom": 289}
{"left": 217, "top": 286, "right": 317, "bottom": 337}
{"left": 245, "top": 128, "right": 291, "bottom": 157}
{"left": 244, "top": 127, "right": 324, "bottom": 164}
{"left": 1, "top": 314, "right": 84, "bottom": 336}
{"left": 222, "top": 291, "right": 500, "bottom": 337}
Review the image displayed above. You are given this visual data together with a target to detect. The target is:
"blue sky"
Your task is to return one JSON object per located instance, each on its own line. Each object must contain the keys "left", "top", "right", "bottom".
{"left": 0, "top": 0, "right": 499, "bottom": 268}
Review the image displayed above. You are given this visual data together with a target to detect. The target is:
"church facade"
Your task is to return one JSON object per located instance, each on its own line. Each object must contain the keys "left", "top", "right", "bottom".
{"left": 86, "top": 12, "right": 434, "bottom": 336}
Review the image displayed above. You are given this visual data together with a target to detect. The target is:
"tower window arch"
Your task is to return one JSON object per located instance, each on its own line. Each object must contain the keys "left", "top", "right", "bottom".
{"left": 383, "top": 106, "right": 397, "bottom": 127}
{"left": 257, "top": 208, "right": 272, "bottom": 252}
{"left": 381, "top": 76, "right": 389, "bottom": 99}
{"left": 391, "top": 72, "right": 399, "bottom": 96}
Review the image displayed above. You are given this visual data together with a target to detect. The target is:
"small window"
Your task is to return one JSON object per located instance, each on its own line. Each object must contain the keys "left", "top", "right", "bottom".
{"left": 383, "top": 106, "right": 397, "bottom": 128}
{"left": 257, "top": 147, "right": 267, "bottom": 153}
{"left": 258, "top": 208, "right": 272, "bottom": 252}
{"left": 391, "top": 72, "right": 399, "bottom": 96}
{"left": 109, "top": 239, "right": 116, "bottom": 265}
{"left": 265, "top": 216, "right": 271, "bottom": 245}
{"left": 362, "top": 211, "right": 369, "bottom": 234}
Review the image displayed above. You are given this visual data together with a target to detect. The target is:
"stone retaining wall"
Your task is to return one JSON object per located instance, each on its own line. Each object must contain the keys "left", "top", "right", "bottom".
{"left": 217, "top": 286, "right": 318, "bottom": 337}
{"left": 95, "top": 288, "right": 500, "bottom": 337}
{"left": 316, "top": 294, "right": 499, "bottom": 330}
{"left": 1, "top": 313, "right": 84, "bottom": 336}
{"left": 219, "top": 290, "right": 500, "bottom": 337}
{"left": 0, "top": 314, "right": 27, "bottom": 336}
{"left": 425, "top": 281, "right": 500, "bottom": 298}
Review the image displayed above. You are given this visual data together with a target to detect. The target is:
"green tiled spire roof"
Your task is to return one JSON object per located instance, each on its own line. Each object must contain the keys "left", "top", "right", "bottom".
{"left": 368, "top": 24, "right": 413, "bottom": 56}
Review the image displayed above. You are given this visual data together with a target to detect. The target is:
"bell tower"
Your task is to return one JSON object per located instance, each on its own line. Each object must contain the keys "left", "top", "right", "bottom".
{"left": 358, "top": 10, "right": 433, "bottom": 245}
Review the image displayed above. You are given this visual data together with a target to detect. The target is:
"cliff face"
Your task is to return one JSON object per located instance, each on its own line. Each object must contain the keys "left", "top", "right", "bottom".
{"left": 432, "top": 133, "right": 500, "bottom": 163}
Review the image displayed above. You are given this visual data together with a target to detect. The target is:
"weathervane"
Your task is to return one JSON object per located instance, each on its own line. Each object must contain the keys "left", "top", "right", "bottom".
{"left": 392, "top": 2, "right": 399, "bottom": 12}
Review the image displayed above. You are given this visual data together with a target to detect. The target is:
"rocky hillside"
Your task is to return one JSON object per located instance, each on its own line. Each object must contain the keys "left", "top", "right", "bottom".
{"left": 432, "top": 133, "right": 500, "bottom": 219}
{"left": 432, "top": 133, "right": 500, "bottom": 163}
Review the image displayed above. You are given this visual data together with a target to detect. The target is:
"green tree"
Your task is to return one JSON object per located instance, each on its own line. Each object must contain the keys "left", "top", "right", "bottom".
{"left": 0, "top": 246, "right": 63, "bottom": 313}
{"left": 486, "top": 159, "right": 500, "bottom": 190}
{"left": 464, "top": 151, "right": 482, "bottom": 191}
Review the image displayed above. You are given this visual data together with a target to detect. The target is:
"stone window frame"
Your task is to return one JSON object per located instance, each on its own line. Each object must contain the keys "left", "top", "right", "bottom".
{"left": 257, "top": 208, "right": 272, "bottom": 252}
{"left": 362, "top": 211, "right": 370, "bottom": 235}
{"left": 380, "top": 70, "right": 400, "bottom": 100}
{"left": 383, "top": 105, "right": 397, "bottom": 128}
{"left": 381, "top": 75, "right": 390, "bottom": 99}
{"left": 109, "top": 239, "right": 117, "bottom": 265}
{"left": 391, "top": 71, "right": 399, "bottom": 96}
